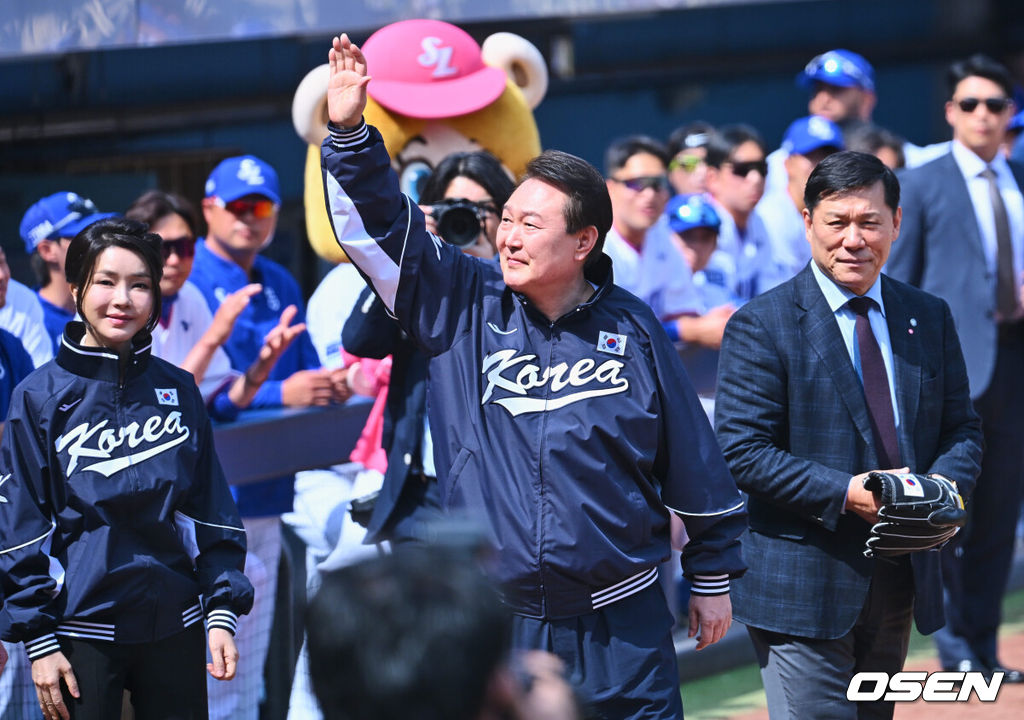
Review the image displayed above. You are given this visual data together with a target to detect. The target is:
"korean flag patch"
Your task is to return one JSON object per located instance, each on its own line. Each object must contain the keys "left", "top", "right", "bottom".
{"left": 156, "top": 388, "right": 179, "bottom": 406}
{"left": 597, "top": 331, "right": 627, "bottom": 356}
{"left": 897, "top": 473, "right": 925, "bottom": 498}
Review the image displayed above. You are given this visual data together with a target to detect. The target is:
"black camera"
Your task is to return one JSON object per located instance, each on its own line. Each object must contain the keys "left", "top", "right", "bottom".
{"left": 431, "top": 200, "right": 481, "bottom": 248}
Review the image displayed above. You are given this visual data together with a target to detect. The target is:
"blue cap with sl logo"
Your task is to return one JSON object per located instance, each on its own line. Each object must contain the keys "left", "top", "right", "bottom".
{"left": 782, "top": 115, "right": 846, "bottom": 156}
{"left": 666, "top": 194, "right": 721, "bottom": 234}
{"left": 798, "top": 49, "right": 875, "bottom": 92}
{"left": 204, "top": 155, "right": 281, "bottom": 204}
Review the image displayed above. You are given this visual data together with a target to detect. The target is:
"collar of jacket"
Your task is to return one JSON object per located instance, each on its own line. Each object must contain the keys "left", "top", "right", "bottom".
{"left": 56, "top": 322, "right": 152, "bottom": 384}
{"left": 511, "top": 252, "right": 615, "bottom": 325}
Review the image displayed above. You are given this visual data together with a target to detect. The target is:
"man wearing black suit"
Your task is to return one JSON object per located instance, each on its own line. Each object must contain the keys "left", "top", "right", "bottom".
{"left": 886, "top": 54, "right": 1024, "bottom": 681}
{"left": 717, "top": 151, "right": 983, "bottom": 719}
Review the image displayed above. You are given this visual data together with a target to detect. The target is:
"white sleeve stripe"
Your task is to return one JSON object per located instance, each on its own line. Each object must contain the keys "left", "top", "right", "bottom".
{"left": 665, "top": 499, "right": 745, "bottom": 517}
{"left": 206, "top": 609, "right": 239, "bottom": 633}
{"left": 0, "top": 522, "right": 56, "bottom": 556}
{"left": 325, "top": 172, "right": 402, "bottom": 313}
{"left": 395, "top": 196, "right": 412, "bottom": 283}
{"left": 691, "top": 583, "right": 730, "bottom": 596}
{"left": 26, "top": 634, "right": 60, "bottom": 659}
{"left": 328, "top": 121, "right": 369, "bottom": 148}
{"left": 692, "top": 579, "right": 730, "bottom": 588}
{"left": 173, "top": 511, "right": 245, "bottom": 533}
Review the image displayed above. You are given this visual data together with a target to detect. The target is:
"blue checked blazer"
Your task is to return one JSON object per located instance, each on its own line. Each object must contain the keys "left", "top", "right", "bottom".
{"left": 715, "top": 265, "right": 983, "bottom": 638}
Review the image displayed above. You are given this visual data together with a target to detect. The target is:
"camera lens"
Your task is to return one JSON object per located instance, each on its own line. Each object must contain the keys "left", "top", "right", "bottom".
{"left": 434, "top": 203, "right": 481, "bottom": 247}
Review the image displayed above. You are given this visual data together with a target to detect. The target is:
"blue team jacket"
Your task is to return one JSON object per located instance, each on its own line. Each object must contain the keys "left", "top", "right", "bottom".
{"left": 321, "top": 122, "right": 746, "bottom": 619}
{"left": 0, "top": 324, "right": 253, "bottom": 660}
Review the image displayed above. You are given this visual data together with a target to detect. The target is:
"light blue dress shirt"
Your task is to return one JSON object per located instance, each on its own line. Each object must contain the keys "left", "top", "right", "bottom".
{"left": 810, "top": 261, "right": 900, "bottom": 430}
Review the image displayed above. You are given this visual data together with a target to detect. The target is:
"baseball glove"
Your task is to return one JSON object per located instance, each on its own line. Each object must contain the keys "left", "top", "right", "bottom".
{"left": 862, "top": 471, "right": 966, "bottom": 558}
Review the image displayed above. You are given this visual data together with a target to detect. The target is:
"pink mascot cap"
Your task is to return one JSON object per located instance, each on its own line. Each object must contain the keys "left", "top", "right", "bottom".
{"left": 361, "top": 19, "right": 507, "bottom": 119}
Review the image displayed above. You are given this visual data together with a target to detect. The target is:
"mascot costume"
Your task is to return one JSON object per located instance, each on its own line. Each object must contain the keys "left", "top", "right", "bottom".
{"left": 291, "top": 18, "right": 549, "bottom": 264}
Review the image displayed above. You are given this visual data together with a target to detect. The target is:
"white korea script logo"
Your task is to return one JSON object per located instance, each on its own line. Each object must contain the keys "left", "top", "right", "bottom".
{"left": 481, "top": 349, "right": 629, "bottom": 416}
{"left": 57, "top": 412, "right": 190, "bottom": 477}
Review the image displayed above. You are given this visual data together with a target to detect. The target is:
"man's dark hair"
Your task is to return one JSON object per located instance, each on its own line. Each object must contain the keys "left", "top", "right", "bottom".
{"left": 306, "top": 547, "right": 512, "bottom": 720}
{"left": 65, "top": 217, "right": 164, "bottom": 337}
{"left": 125, "top": 190, "right": 199, "bottom": 237}
{"left": 804, "top": 150, "right": 900, "bottom": 215}
{"left": 947, "top": 54, "right": 1014, "bottom": 98}
{"left": 603, "top": 135, "right": 669, "bottom": 176}
{"left": 521, "top": 150, "right": 613, "bottom": 270}
{"left": 418, "top": 151, "right": 515, "bottom": 208}
{"left": 845, "top": 124, "right": 906, "bottom": 169}
{"left": 704, "top": 124, "right": 766, "bottom": 168}
{"left": 667, "top": 121, "right": 715, "bottom": 157}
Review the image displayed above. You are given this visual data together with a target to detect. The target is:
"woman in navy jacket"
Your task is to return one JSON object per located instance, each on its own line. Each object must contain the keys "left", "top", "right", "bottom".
{"left": 0, "top": 218, "right": 253, "bottom": 720}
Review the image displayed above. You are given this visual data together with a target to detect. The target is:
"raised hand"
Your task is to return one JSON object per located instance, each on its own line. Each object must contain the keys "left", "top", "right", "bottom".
{"left": 228, "top": 304, "right": 307, "bottom": 409}
{"left": 327, "top": 34, "right": 371, "bottom": 129}
{"left": 208, "top": 283, "right": 262, "bottom": 347}
{"left": 255, "top": 305, "right": 305, "bottom": 375}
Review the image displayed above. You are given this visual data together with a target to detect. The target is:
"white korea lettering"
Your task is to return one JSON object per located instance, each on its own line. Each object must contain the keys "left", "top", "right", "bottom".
{"left": 481, "top": 349, "right": 629, "bottom": 416}
{"left": 847, "top": 670, "right": 1002, "bottom": 702}
{"left": 57, "top": 412, "right": 190, "bottom": 476}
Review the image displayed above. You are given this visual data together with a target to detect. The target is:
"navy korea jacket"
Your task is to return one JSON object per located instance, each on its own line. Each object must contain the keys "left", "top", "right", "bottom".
{"left": 321, "top": 121, "right": 746, "bottom": 619}
{"left": 0, "top": 323, "right": 253, "bottom": 660}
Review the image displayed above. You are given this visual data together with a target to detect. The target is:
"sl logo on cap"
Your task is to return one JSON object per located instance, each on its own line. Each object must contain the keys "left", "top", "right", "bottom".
{"left": 417, "top": 37, "right": 458, "bottom": 78}
{"left": 597, "top": 331, "right": 627, "bottom": 356}
{"left": 156, "top": 388, "right": 179, "bottom": 406}
{"left": 237, "top": 158, "right": 267, "bottom": 186}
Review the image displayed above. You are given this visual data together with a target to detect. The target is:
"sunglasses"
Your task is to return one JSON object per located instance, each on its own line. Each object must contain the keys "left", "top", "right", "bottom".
{"left": 160, "top": 235, "right": 196, "bottom": 261}
{"left": 611, "top": 175, "right": 671, "bottom": 193}
{"left": 955, "top": 96, "right": 1012, "bottom": 114}
{"left": 669, "top": 155, "right": 704, "bottom": 173}
{"left": 725, "top": 159, "right": 768, "bottom": 178}
{"left": 215, "top": 197, "right": 278, "bottom": 219}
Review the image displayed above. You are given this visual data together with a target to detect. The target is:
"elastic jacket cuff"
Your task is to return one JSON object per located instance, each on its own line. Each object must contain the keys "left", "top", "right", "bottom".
{"left": 327, "top": 120, "right": 369, "bottom": 149}
{"left": 691, "top": 574, "right": 730, "bottom": 596}
{"left": 206, "top": 608, "right": 239, "bottom": 636}
{"left": 25, "top": 633, "right": 61, "bottom": 661}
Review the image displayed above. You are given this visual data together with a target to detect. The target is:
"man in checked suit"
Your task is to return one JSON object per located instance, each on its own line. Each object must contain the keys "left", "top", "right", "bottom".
{"left": 886, "top": 54, "right": 1024, "bottom": 681}
{"left": 716, "top": 151, "right": 983, "bottom": 719}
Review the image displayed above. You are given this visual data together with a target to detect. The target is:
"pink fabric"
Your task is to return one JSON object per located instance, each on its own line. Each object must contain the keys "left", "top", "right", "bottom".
{"left": 342, "top": 350, "right": 390, "bottom": 474}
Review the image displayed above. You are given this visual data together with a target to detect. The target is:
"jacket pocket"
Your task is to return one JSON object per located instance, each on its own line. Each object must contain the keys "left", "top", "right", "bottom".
{"left": 441, "top": 447, "right": 473, "bottom": 509}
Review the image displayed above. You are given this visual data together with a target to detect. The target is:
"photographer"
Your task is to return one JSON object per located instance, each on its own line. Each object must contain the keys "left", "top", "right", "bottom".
{"left": 420, "top": 151, "right": 514, "bottom": 259}
{"left": 341, "top": 151, "right": 513, "bottom": 548}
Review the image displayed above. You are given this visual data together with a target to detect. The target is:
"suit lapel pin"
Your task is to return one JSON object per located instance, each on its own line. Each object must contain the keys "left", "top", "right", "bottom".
{"left": 909, "top": 317, "right": 917, "bottom": 335}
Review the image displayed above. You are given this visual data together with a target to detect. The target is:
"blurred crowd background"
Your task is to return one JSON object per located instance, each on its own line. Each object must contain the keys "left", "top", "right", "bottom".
{"left": 2, "top": 0, "right": 1023, "bottom": 298}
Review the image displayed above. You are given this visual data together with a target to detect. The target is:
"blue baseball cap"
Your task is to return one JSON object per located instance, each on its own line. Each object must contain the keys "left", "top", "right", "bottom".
{"left": 666, "top": 194, "right": 721, "bottom": 234}
{"left": 204, "top": 155, "right": 281, "bottom": 204}
{"left": 19, "top": 191, "right": 116, "bottom": 253}
{"left": 798, "top": 49, "right": 875, "bottom": 93}
{"left": 782, "top": 115, "right": 845, "bottom": 156}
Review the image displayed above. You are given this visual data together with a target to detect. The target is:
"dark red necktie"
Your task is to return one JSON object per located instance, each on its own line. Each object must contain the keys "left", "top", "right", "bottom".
{"left": 981, "top": 168, "right": 1019, "bottom": 319}
{"left": 848, "top": 296, "right": 901, "bottom": 469}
